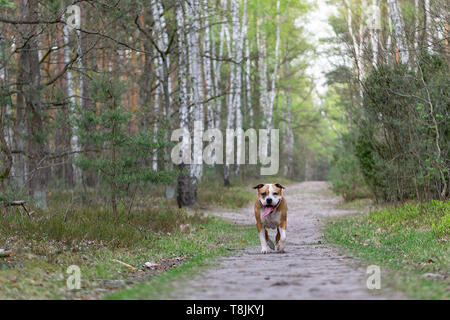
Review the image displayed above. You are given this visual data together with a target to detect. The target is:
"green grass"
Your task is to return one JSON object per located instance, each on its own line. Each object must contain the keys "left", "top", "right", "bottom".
{"left": 0, "top": 214, "right": 256, "bottom": 299}
{"left": 324, "top": 200, "right": 449, "bottom": 299}
{"left": 0, "top": 181, "right": 258, "bottom": 299}
{"left": 105, "top": 220, "right": 256, "bottom": 299}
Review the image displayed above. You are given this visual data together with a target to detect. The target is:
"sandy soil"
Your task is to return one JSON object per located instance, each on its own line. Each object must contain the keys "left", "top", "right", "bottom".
{"left": 170, "top": 181, "right": 402, "bottom": 299}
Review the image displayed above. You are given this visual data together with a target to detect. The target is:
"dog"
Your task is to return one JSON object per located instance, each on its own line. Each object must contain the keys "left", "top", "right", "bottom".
{"left": 253, "top": 183, "right": 287, "bottom": 254}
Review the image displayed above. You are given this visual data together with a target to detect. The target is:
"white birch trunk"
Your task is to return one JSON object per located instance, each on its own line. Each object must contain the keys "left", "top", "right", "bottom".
{"left": 345, "top": 0, "right": 364, "bottom": 101}
{"left": 63, "top": 23, "right": 82, "bottom": 185}
{"left": 213, "top": 0, "right": 228, "bottom": 130}
{"left": 387, "top": 0, "right": 409, "bottom": 64}
{"left": 176, "top": 6, "right": 189, "bottom": 131}
{"left": 243, "top": 0, "right": 252, "bottom": 127}
{"left": 73, "top": 30, "right": 83, "bottom": 185}
{"left": 267, "top": 0, "right": 281, "bottom": 131}
{"left": 232, "top": 0, "right": 243, "bottom": 175}
{"left": 424, "top": 0, "right": 431, "bottom": 50}
{"left": 414, "top": 0, "right": 419, "bottom": 57}
{"left": 256, "top": 16, "right": 268, "bottom": 128}
{"left": 370, "top": 0, "right": 379, "bottom": 68}
{"left": 186, "top": 0, "right": 203, "bottom": 181}
{"left": 202, "top": 0, "right": 214, "bottom": 130}
{"left": 151, "top": 0, "right": 174, "bottom": 171}
{"left": 386, "top": 5, "right": 393, "bottom": 64}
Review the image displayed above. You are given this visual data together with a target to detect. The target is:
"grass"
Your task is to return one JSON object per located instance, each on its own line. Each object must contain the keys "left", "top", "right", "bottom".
{"left": 324, "top": 200, "right": 449, "bottom": 299}
{"left": 0, "top": 178, "right": 259, "bottom": 299}
{"left": 105, "top": 221, "right": 256, "bottom": 299}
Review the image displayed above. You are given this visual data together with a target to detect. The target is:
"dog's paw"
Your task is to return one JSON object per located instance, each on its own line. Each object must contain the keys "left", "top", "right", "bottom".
{"left": 277, "top": 244, "right": 285, "bottom": 253}
{"left": 261, "top": 247, "right": 269, "bottom": 254}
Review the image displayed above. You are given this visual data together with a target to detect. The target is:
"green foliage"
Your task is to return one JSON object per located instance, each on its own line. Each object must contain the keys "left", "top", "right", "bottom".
{"left": 328, "top": 134, "right": 372, "bottom": 201}
{"left": 0, "top": 0, "right": 15, "bottom": 8}
{"left": 74, "top": 74, "right": 176, "bottom": 215}
{"left": 329, "top": 52, "right": 449, "bottom": 202}
{"left": 357, "top": 53, "right": 449, "bottom": 201}
{"left": 324, "top": 200, "right": 450, "bottom": 299}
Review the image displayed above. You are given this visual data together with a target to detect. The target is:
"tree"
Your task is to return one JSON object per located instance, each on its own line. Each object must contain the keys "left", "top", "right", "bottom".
{"left": 75, "top": 74, "right": 174, "bottom": 219}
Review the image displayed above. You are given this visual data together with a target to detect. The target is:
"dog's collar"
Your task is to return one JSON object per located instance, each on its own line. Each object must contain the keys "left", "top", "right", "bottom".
{"left": 261, "top": 201, "right": 281, "bottom": 219}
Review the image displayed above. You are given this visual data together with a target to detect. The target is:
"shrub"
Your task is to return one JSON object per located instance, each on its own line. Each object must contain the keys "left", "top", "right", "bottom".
{"left": 357, "top": 53, "right": 449, "bottom": 202}
{"left": 328, "top": 134, "right": 372, "bottom": 201}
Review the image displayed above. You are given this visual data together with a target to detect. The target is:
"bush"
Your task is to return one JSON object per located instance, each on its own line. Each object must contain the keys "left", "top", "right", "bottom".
{"left": 328, "top": 134, "right": 372, "bottom": 201}
{"left": 356, "top": 53, "right": 449, "bottom": 202}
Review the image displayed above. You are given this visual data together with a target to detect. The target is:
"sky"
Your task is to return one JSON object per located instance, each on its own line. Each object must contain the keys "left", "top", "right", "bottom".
{"left": 297, "top": 0, "right": 339, "bottom": 98}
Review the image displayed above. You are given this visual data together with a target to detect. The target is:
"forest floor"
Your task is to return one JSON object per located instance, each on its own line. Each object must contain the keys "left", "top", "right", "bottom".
{"left": 111, "top": 181, "right": 404, "bottom": 299}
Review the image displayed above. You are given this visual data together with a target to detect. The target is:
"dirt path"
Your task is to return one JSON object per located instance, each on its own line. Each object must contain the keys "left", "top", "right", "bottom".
{"left": 171, "top": 181, "right": 401, "bottom": 299}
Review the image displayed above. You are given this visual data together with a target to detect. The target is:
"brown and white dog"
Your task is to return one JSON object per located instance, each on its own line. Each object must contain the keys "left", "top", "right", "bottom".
{"left": 253, "top": 183, "right": 287, "bottom": 254}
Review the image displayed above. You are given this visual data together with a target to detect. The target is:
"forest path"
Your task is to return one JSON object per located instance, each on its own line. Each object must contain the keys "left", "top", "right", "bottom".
{"left": 171, "top": 181, "right": 401, "bottom": 299}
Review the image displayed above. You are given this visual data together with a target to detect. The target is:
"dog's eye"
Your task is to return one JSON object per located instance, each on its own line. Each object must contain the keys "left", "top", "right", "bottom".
{"left": 261, "top": 192, "right": 267, "bottom": 197}
{"left": 273, "top": 192, "right": 278, "bottom": 196}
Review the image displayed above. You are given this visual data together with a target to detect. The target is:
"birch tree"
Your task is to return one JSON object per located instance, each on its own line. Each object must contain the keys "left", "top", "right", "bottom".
{"left": 243, "top": 0, "right": 252, "bottom": 127}
{"left": 151, "top": 0, "right": 173, "bottom": 171}
{"left": 232, "top": 0, "right": 244, "bottom": 176}
{"left": 387, "top": 0, "right": 409, "bottom": 64}
{"left": 224, "top": 0, "right": 236, "bottom": 186}
{"left": 370, "top": 0, "right": 379, "bottom": 68}
{"left": 345, "top": 0, "right": 363, "bottom": 101}
{"left": 175, "top": 3, "right": 196, "bottom": 207}
{"left": 267, "top": 0, "right": 281, "bottom": 131}
{"left": 256, "top": 12, "right": 268, "bottom": 129}
{"left": 186, "top": 0, "right": 203, "bottom": 182}
{"left": 201, "top": 0, "right": 214, "bottom": 130}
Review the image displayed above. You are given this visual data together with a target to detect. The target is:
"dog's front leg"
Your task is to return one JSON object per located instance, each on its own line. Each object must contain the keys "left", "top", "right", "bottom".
{"left": 255, "top": 204, "right": 269, "bottom": 254}
{"left": 277, "top": 227, "right": 286, "bottom": 252}
{"left": 259, "top": 228, "right": 269, "bottom": 254}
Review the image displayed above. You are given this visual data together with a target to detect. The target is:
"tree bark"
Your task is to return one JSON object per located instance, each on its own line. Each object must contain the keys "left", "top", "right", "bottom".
{"left": 18, "top": 0, "right": 48, "bottom": 209}
{"left": 387, "top": 0, "right": 409, "bottom": 64}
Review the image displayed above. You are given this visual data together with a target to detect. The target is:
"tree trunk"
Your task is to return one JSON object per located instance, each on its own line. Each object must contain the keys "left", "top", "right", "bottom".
{"left": 243, "top": 0, "right": 252, "bottom": 127}
{"left": 186, "top": 0, "right": 204, "bottom": 182}
{"left": 424, "top": 0, "right": 431, "bottom": 50}
{"left": 370, "top": 0, "right": 379, "bottom": 68}
{"left": 18, "top": 0, "right": 48, "bottom": 209}
{"left": 176, "top": 3, "right": 197, "bottom": 206}
{"left": 232, "top": 0, "right": 243, "bottom": 176}
{"left": 267, "top": 0, "right": 281, "bottom": 131}
{"left": 387, "top": 0, "right": 409, "bottom": 64}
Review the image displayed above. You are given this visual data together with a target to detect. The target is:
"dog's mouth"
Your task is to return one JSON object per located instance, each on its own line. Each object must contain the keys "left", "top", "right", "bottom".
{"left": 261, "top": 204, "right": 278, "bottom": 218}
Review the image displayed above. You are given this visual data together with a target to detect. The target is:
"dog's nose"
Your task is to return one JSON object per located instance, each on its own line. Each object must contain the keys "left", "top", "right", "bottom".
{"left": 266, "top": 198, "right": 272, "bottom": 204}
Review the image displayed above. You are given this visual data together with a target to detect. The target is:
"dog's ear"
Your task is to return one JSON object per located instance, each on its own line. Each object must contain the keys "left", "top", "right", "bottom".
{"left": 275, "top": 183, "right": 285, "bottom": 189}
{"left": 253, "top": 184, "right": 265, "bottom": 190}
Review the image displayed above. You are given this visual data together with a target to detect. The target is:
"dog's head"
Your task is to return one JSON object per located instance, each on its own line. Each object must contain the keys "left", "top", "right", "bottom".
{"left": 253, "top": 183, "right": 285, "bottom": 208}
